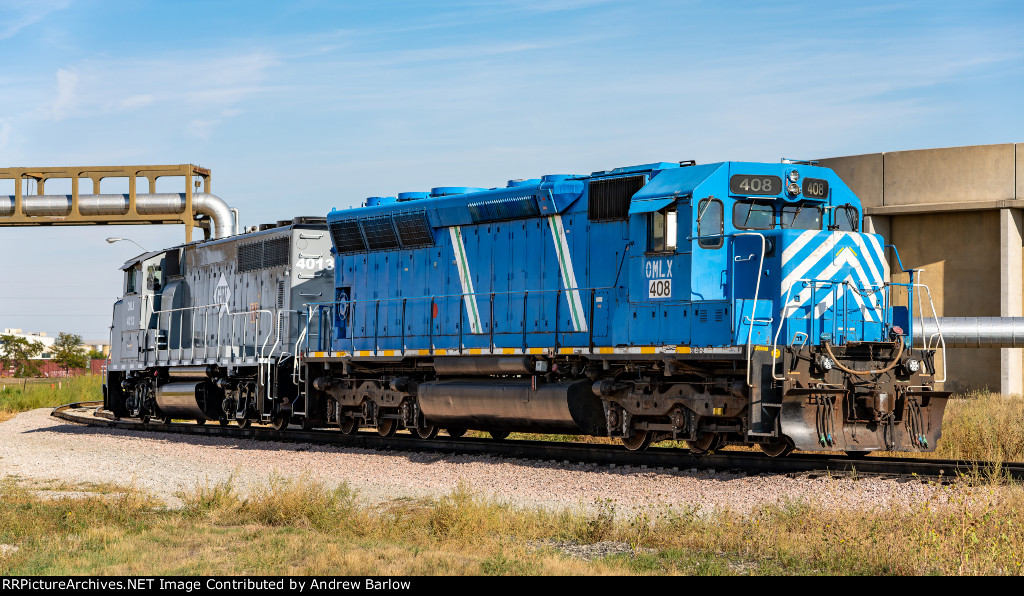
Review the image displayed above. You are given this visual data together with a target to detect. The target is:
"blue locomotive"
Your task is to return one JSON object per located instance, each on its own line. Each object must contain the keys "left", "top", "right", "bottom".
{"left": 102, "top": 158, "right": 948, "bottom": 456}
{"left": 300, "top": 159, "right": 949, "bottom": 456}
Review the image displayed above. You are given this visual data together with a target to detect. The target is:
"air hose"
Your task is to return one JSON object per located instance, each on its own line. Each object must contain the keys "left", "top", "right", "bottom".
{"left": 823, "top": 336, "right": 905, "bottom": 377}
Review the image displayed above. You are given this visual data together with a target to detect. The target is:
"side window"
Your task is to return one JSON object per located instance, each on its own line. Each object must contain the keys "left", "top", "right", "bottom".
{"left": 697, "top": 198, "right": 723, "bottom": 249}
{"left": 733, "top": 200, "right": 774, "bottom": 230}
{"left": 834, "top": 205, "right": 859, "bottom": 232}
{"left": 146, "top": 264, "right": 163, "bottom": 291}
{"left": 648, "top": 207, "right": 677, "bottom": 253}
{"left": 125, "top": 268, "right": 138, "bottom": 294}
{"left": 781, "top": 204, "right": 823, "bottom": 230}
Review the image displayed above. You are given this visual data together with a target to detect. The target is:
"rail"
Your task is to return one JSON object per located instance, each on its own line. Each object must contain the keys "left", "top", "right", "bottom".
{"left": 51, "top": 401, "right": 1024, "bottom": 481}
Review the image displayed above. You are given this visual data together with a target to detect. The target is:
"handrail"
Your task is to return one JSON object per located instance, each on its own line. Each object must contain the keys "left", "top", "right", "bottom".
{"left": 771, "top": 277, "right": 888, "bottom": 381}
{"left": 300, "top": 284, "right": 613, "bottom": 356}
{"left": 913, "top": 282, "right": 946, "bottom": 383}
{"left": 144, "top": 299, "right": 288, "bottom": 365}
{"left": 734, "top": 232, "right": 767, "bottom": 387}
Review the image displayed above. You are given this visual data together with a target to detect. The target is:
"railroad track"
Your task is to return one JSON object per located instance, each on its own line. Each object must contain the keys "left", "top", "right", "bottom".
{"left": 52, "top": 401, "right": 1024, "bottom": 480}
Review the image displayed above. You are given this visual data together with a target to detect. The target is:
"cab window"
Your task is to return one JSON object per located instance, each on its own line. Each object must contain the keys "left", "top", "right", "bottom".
{"left": 125, "top": 268, "right": 138, "bottom": 294}
{"left": 648, "top": 207, "right": 677, "bottom": 253}
{"left": 781, "top": 204, "right": 823, "bottom": 230}
{"left": 696, "top": 198, "right": 723, "bottom": 249}
{"left": 834, "top": 205, "right": 859, "bottom": 232}
{"left": 146, "top": 264, "right": 163, "bottom": 291}
{"left": 733, "top": 200, "right": 774, "bottom": 230}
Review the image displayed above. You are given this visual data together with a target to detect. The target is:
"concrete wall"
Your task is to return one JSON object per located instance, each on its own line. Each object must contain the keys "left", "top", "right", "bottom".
{"left": 888, "top": 211, "right": 1001, "bottom": 392}
{"left": 820, "top": 143, "right": 1024, "bottom": 395}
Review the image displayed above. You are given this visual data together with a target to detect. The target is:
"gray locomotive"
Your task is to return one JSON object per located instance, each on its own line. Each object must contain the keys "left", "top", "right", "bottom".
{"left": 103, "top": 217, "right": 332, "bottom": 428}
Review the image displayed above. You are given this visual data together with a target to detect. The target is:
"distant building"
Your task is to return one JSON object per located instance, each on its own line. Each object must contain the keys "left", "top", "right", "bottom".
{"left": 0, "top": 329, "right": 109, "bottom": 359}
{"left": 1, "top": 328, "right": 57, "bottom": 359}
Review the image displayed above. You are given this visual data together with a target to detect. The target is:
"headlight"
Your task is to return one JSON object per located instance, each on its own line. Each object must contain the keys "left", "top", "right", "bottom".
{"left": 817, "top": 356, "right": 834, "bottom": 371}
{"left": 906, "top": 359, "right": 920, "bottom": 373}
{"left": 788, "top": 170, "right": 800, "bottom": 183}
{"left": 787, "top": 182, "right": 800, "bottom": 196}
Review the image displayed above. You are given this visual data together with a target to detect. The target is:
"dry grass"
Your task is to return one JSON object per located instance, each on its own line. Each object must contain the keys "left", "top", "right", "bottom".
{"left": 931, "top": 392, "right": 1024, "bottom": 463}
{"left": 0, "top": 375, "right": 102, "bottom": 423}
{"left": 3, "top": 473, "right": 1024, "bottom": 575}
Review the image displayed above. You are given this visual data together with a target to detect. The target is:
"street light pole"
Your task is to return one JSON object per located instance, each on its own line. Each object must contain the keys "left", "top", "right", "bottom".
{"left": 105, "top": 237, "right": 149, "bottom": 252}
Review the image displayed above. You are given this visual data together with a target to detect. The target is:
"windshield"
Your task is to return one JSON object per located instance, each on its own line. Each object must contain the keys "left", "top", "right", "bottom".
{"left": 780, "top": 204, "right": 823, "bottom": 230}
{"left": 733, "top": 200, "right": 774, "bottom": 230}
{"left": 835, "top": 205, "right": 859, "bottom": 232}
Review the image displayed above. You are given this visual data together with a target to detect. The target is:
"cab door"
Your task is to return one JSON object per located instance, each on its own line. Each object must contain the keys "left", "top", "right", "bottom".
{"left": 627, "top": 200, "right": 690, "bottom": 346}
{"left": 691, "top": 197, "right": 731, "bottom": 346}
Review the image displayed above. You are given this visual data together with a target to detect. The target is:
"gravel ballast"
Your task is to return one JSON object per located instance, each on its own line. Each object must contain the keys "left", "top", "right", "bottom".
{"left": 0, "top": 408, "right": 981, "bottom": 514}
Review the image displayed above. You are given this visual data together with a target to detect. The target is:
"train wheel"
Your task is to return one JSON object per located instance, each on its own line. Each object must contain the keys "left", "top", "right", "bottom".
{"left": 237, "top": 417, "right": 251, "bottom": 429}
{"left": 489, "top": 430, "right": 510, "bottom": 440}
{"left": 196, "top": 418, "right": 206, "bottom": 426}
{"left": 686, "top": 432, "right": 717, "bottom": 455}
{"left": 140, "top": 415, "right": 151, "bottom": 425}
{"left": 446, "top": 428, "right": 467, "bottom": 438}
{"left": 845, "top": 451, "right": 870, "bottom": 459}
{"left": 758, "top": 441, "right": 794, "bottom": 458}
{"left": 620, "top": 430, "right": 653, "bottom": 451}
{"left": 161, "top": 415, "right": 172, "bottom": 425}
{"left": 415, "top": 424, "right": 439, "bottom": 439}
{"left": 377, "top": 418, "right": 398, "bottom": 437}
{"left": 219, "top": 417, "right": 229, "bottom": 427}
{"left": 340, "top": 417, "right": 358, "bottom": 435}
{"left": 271, "top": 415, "right": 289, "bottom": 431}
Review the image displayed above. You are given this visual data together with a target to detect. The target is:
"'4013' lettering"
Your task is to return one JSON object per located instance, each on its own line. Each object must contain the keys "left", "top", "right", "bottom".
{"left": 295, "top": 258, "right": 335, "bottom": 270}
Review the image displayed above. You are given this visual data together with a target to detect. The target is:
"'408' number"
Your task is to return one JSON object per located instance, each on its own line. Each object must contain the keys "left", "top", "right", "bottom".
{"left": 648, "top": 279, "right": 672, "bottom": 298}
{"left": 738, "top": 177, "right": 774, "bottom": 193}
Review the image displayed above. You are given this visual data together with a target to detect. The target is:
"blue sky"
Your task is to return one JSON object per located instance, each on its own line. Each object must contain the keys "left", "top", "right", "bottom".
{"left": 1, "top": 0, "right": 1023, "bottom": 339}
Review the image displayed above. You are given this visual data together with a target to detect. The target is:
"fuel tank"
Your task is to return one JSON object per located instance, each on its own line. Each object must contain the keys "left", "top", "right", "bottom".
{"left": 417, "top": 378, "right": 606, "bottom": 434}
{"left": 155, "top": 380, "right": 220, "bottom": 420}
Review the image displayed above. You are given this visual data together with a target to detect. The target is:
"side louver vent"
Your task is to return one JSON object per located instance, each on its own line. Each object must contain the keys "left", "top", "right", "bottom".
{"left": 237, "top": 241, "right": 262, "bottom": 272}
{"left": 264, "top": 237, "right": 289, "bottom": 268}
{"left": 467, "top": 195, "right": 540, "bottom": 223}
{"left": 392, "top": 212, "right": 434, "bottom": 247}
{"left": 329, "top": 211, "right": 434, "bottom": 254}
{"left": 328, "top": 219, "right": 367, "bottom": 254}
{"left": 359, "top": 216, "right": 400, "bottom": 250}
{"left": 237, "top": 236, "right": 291, "bottom": 272}
{"left": 587, "top": 175, "right": 646, "bottom": 221}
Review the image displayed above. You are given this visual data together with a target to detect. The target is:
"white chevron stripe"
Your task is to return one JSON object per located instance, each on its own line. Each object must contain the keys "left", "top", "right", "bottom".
{"left": 548, "top": 215, "right": 588, "bottom": 332}
{"left": 784, "top": 275, "right": 881, "bottom": 322}
{"left": 850, "top": 234, "right": 883, "bottom": 288}
{"left": 865, "top": 233, "right": 890, "bottom": 280}
{"left": 781, "top": 229, "right": 821, "bottom": 264}
{"left": 781, "top": 232, "right": 841, "bottom": 295}
{"left": 449, "top": 227, "right": 483, "bottom": 334}
{"left": 783, "top": 244, "right": 884, "bottom": 322}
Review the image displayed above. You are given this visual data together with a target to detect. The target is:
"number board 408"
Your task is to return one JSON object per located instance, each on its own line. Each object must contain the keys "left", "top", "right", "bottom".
{"left": 648, "top": 278, "right": 672, "bottom": 299}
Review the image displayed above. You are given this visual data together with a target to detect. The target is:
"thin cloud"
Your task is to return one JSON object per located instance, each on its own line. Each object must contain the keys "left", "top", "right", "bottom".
{"left": 31, "top": 51, "right": 279, "bottom": 126}
{"left": 0, "top": 0, "right": 72, "bottom": 40}
{"left": 50, "top": 67, "right": 78, "bottom": 121}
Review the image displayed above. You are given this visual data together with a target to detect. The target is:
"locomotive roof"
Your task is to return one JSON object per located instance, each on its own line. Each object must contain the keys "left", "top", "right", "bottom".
{"left": 327, "top": 160, "right": 854, "bottom": 226}
{"left": 118, "top": 216, "right": 326, "bottom": 270}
